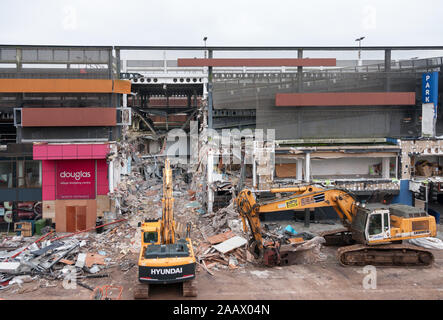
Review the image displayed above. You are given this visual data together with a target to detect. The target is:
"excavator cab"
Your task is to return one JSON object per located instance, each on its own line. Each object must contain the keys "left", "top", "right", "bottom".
{"left": 366, "top": 209, "right": 391, "bottom": 242}
{"left": 364, "top": 209, "right": 392, "bottom": 244}
{"left": 352, "top": 206, "right": 402, "bottom": 245}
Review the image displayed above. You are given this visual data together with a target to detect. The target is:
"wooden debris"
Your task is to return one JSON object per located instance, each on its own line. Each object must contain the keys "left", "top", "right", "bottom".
{"left": 85, "top": 253, "right": 106, "bottom": 268}
{"left": 288, "top": 237, "right": 304, "bottom": 244}
{"left": 207, "top": 230, "right": 235, "bottom": 245}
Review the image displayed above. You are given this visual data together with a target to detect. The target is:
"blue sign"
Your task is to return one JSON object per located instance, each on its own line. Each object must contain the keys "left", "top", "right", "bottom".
{"left": 422, "top": 72, "right": 439, "bottom": 104}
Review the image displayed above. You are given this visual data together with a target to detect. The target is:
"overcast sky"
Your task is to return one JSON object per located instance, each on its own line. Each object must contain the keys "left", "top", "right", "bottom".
{"left": 1, "top": 0, "right": 442, "bottom": 60}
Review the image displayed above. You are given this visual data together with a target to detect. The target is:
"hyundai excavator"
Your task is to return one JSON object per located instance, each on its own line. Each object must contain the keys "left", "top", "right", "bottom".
{"left": 236, "top": 185, "right": 437, "bottom": 267}
{"left": 134, "top": 159, "right": 197, "bottom": 299}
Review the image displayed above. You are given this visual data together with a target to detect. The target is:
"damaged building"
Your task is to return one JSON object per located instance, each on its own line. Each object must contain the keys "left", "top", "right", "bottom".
{"left": 0, "top": 44, "right": 442, "bottom": 300}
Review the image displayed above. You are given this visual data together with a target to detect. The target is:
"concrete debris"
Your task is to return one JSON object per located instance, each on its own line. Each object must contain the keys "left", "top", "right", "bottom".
{"left": 285, "top": 236, "right": 327, "bottom": 264}
{"left": 408, "top": 237, "right": 443, "bottom": 250}
{"left": 75, "top": 253, "right": 87, "bottom": 268}
{"left": 0, "top": 262, "right": 21, "bottom": 274}
{"left": 88, "top": 265, "right": 101, "bottom": 274}
{"left": 212, "top": 236, "right": 248, "bottom": 254}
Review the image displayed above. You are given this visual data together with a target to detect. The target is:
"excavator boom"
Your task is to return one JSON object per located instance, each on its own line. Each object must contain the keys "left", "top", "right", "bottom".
{"left": 161, "top": 158, "right": 175, "bottom": 244}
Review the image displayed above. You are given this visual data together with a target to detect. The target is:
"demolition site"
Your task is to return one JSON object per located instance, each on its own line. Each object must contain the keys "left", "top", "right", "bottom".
{"left": 0, "top": 44, "right": 442, "bottom": 300}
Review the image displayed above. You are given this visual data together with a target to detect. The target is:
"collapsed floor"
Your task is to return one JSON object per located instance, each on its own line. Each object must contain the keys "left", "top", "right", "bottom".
{"left": 1, "top": 130, "right": 443, "bottom": 300}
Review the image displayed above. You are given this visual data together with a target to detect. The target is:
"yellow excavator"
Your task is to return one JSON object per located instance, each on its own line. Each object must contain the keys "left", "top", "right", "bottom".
{"left": 236, "top": 185, "right": 437, "bottom": 267}
{"left": 134, "top": 158, "right": 197, "bottom": 299}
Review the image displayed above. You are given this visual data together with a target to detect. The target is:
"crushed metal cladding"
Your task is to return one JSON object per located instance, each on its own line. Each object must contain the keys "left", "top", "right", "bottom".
{"left": 0, "top": 129, "right": 360, "bottom": 297}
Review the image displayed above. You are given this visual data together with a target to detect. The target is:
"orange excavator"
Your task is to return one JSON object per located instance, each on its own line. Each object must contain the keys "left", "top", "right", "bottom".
{"left": 134, "top": 159, "right": 197, "bottom": 299}
{"left": 236, "top": 185, "right": 437, "bottom": 267}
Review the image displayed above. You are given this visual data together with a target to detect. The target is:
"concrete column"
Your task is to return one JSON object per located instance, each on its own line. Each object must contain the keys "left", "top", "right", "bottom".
{"left": 108, "top": 160, "right": 114, "bottom": 194}
{"left": 38, "top": 161, "right": 42, "bottom": 187}
{"left": 207, "top": 150, "right": 214, "bottom": 213}
{"left": 382, "top": 157, "right": 390, "bottom": 179}
{"left": 296, "top": 158, "right": 303, "bottom": 181}
{"left": 422, "top": 103, "right": 436, "bottom": 137}
{"left": 252, "top": 157, "right": 257, "bottom": 188}
{"left": 297, "top": 49, "right": 303, "bottom": 92}
{"left": 208, "top": 50, "right": 213, "bottom": 129}
{"left": 16, "top": 48, "right": 22, "bottom": 71}
{"left": 384, "top": 49, "right": 391, "bottom": 91}
{"left": 304, "top": 152, "right": 311, "bottom": 183}
{"left": 123, "top": 94, "right": 127, "bottom": 108}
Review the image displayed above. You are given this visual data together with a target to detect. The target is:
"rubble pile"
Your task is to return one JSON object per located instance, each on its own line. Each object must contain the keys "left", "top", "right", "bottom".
{"left": 0, "top": 129, "right": 332, "bottom": 297}
{"left": 199, "top": 202, "right": 244, "bottom": 237}
{"left": 0, "top": 218, "right": 136, "bottom": 294}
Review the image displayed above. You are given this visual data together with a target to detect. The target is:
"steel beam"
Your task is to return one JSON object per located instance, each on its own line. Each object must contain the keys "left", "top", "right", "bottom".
{"left": 275, "top": 92, "right": 416, "bottom": 106}
{"left": 177, "top": 58, "right": 336, "bottom": 67}
{"left": 115, "top": 46, "right": 443, "bottom": 51}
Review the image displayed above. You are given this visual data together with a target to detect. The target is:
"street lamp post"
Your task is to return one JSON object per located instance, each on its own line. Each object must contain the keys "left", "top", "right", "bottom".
{"left": 355, "top": 36, "right": 365, "bottom": 67}
{"left": 203, "top": 37, "right": 207, "bottom": 58}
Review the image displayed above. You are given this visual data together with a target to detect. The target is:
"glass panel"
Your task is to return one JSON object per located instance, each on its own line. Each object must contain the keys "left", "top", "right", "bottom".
{"left": 384, "top": 212, "right": 389, "bottom": 231}
{"left": 144, "top": 232, "right": 158, "bottom": 243}
{"left": 0, "top": 161, "right": 13, "bottom": 188}
{"left": 24, "top": 161, "right": 41, "bottom": 188}
{"left": 368, "top": 214, "right": 382, "bottom": 235}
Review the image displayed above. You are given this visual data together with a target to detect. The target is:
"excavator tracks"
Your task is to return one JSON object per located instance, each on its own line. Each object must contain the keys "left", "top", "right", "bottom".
{"left": 182, "top": 280, "right": 198, "bottom": 297}
{"left": 337, "top": 243, "right": 434, "bottom": 267}
{"left": 133, "top": 282, "right": 150, "bottom": 299}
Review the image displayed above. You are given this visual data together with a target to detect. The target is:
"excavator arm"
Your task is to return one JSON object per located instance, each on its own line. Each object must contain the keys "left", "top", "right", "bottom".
{"left": 235, "top": 185, "right": 358, "bottom": 260}
{"left": 161, "top": 158, "right": 175, "bottom": 244}
{"left": 236, "top": 189, "right": 265, "bottom": 257}
{"left": 255, "top": 185, "right": 358, "bottom": 225}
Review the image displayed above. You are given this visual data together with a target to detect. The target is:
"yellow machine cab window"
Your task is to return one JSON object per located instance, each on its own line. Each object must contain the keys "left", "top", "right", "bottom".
{"left": 144, "top": 231, "right": 158, "bottom": 243}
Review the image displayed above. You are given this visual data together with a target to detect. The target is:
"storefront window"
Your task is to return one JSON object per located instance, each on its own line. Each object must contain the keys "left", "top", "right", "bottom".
{"left": 25, "top": 161, "right": 41, "bottom": 188}
{"left": 0, "top": 161, "right": 14, "bottom": 188}
{"left": 0, "top": 159, "right": 40, "bottom": 189}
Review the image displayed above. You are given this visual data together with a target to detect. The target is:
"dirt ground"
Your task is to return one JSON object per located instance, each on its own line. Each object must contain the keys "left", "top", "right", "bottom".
{"left": 2, "top": 236, "right": 442, "bottom": 300}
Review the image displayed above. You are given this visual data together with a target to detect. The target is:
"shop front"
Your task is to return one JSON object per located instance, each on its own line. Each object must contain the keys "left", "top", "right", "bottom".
{"left": 33, "top": 143, "right": 113, "bottom": 232}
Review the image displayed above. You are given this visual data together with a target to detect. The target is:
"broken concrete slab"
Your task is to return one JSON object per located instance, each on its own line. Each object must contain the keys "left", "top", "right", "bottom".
{"left": 75, "top": 253, "right": 87, "bottom": 268}
{"left": 0, "top": 262, "right": 21, "bottom": 273}
{"left": 212, "top": 236, "right": 247, "bottom": 254}
{"left": 88, "top": 265, "right": 101, "bottom": 274}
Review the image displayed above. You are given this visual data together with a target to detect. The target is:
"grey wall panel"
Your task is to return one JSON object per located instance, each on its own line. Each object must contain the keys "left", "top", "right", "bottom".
{"left": 18, "top": 188, "right": 42, "bottom": 201}
{"left": 18, "top": 127, "right": 112, "bottom": 142}
{"left": 0, "top": 188, "right": 42, "bottom": 201}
